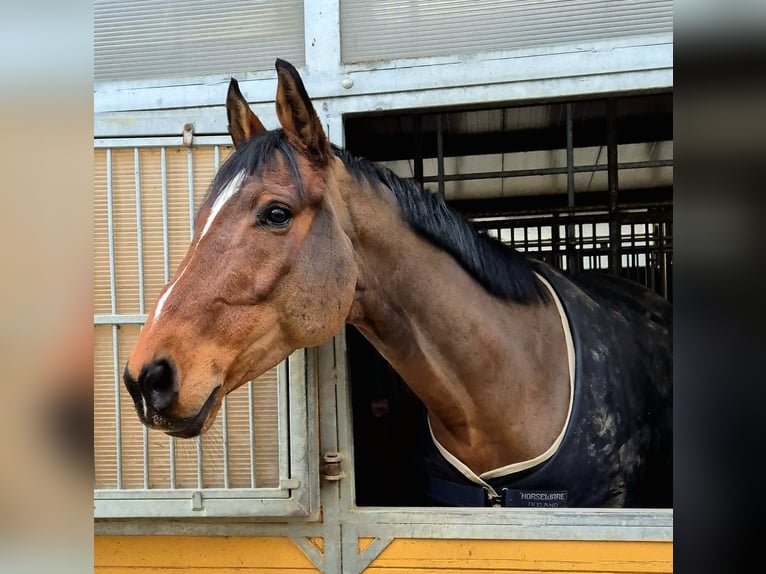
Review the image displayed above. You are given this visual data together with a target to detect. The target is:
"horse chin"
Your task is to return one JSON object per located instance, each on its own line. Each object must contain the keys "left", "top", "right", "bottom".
{"left": 164, "top": 386, "right": 222, "bottom": 439}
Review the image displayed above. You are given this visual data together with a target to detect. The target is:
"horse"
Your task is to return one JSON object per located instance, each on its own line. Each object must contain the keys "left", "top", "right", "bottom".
{"left": 123, "top": 58, "right": 672, "bottom": 508}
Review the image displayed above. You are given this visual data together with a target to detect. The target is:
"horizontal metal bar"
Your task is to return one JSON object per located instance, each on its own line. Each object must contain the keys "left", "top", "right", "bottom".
{"left": 95, "top": 487, "right": 288, "bottom": 500}
{"left": 422, "top": 160, "right": 673, "bottom": 184}
{"left": 95, "top": 496, "right": 310, "bottom": 519}
{"left": 94, "top": 135, "right": 231, "bottom": 148}
{"left": 94, "top": 314, "right": 148, "bottom": 325}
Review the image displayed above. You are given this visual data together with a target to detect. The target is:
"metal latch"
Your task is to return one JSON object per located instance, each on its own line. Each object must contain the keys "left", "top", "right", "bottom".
{"left": 182, "top": 123, "right": 194, "bottom": 147}
{"left": 191, "top": 490, "right": 204, "bottom": 511}
{"left": 320, "top": 452, "right": 345, "bottom": 481}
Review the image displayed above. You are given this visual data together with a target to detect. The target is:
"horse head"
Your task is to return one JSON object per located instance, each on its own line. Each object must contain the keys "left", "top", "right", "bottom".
{"left": 123, "top": 59, "right": 357, "bottom": 437}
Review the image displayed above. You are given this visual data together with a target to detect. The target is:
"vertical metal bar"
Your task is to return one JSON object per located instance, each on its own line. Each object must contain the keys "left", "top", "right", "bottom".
{"left": 133, "top": 148, "right": 150, "bottom": 489}
{"left": 435, "top": 114, "right": 445, "bottom": 199}
{"left": 659, "top": 222, "right": 668, "bottom": 299}
{"left": 111, "top": 325, "right": 122, "bottom": 490}
{"left": 607, "top": 99, "right": 620, "bottom": 274}
{"left": 222, "top": 396, "right": 230, "bottom": 489}
{"left": 630, "top": 223, "right": 637, "bottom": 283}
{"left": 277, "top": 359, "right": 291, "bottom": 487}
{"left": 248, "top": 380, "right": 256, "bottom": 488}
{"left": 106, "top": 149, "right": 123, "bottom": 489}
{"left": 551, "top": 213, "right": 560, "bottom": 268}
{"left": 191, "top": 148, "right": 203, "bottom": 489}
{"left": 134, "top": 148, "right": 146, "bottom": 314}
{"left": 213, "top": 144, "right": 229, "bottom": 489}
{"left": 197, "top": 435, "right": 203, "bottom": 490}
{"left": 536, "top": 223, "right": 542, "bottom": 257}
{"left": 413, "top": 115, "right": 423, "bottom": 185}
{"left": 566, "top": 103, "right": 575, "bottom": 208}
{"left": 161, "top": 148, "right": 170, "bottom": 284}
{"left": 647, "top": 221, "right": 656, "bottom": 292}
{"left": 159, "top": 147, "right": 176, "bottom": 488}
{"left": 188, "top": 148, "right": 195, "bottom": 240}
{"left": 565, "top": 103, "right": 577, "bottom": 274}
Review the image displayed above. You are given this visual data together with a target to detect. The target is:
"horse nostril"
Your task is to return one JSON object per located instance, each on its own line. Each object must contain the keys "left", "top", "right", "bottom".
{"left": 140, "top": 358, "right": 178, "bottom": 413}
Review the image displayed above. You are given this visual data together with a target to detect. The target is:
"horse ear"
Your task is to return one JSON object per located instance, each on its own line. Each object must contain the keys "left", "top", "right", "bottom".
{"left": 226, "top": 78, "right": 267, "bottom": 147}
{"left": 274, "top": 58, "right": 329, "bottom": 164}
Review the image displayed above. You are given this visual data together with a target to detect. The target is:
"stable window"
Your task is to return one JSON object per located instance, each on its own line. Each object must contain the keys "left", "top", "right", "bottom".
{"left": 93, "top": 142, "right": 318, "bottom": 518}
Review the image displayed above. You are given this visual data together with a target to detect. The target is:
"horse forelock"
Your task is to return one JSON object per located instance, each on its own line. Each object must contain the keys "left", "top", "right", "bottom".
{"left": 202, "top": 130, "right": 306, "bottom": 217}
{"left": 331, "top": 145, "right": 548, "bottom": 304}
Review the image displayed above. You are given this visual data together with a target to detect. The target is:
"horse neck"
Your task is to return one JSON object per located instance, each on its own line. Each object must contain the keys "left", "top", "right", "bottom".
{"left": 331, "top": 162, "right": 570, "bottom": 473}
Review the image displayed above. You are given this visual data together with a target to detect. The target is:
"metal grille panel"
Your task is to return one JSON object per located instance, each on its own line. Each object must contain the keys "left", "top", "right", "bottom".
{"left": 341, "top": 0, "right": 673, "bottom": 63}
{"left": 94, "top": 0, "right": 305, "bottom": 82}
{"left": 93, "top": 144, "right": 311, "bottom": 517}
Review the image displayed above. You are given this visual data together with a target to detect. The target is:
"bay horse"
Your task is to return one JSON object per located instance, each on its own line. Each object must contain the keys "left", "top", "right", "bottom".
{"left": 124, "top": 59, "right": 672, "bottom": 508}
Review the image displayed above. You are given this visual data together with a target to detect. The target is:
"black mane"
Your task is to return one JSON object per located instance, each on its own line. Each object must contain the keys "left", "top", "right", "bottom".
{"left": 204, "top": 131, "right": 546, "bottom": 304}
{"left": 333, "top": 145, "right": 547, "bottom": 304}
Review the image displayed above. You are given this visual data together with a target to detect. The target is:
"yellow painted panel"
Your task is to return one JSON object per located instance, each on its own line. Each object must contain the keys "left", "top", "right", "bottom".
{"left": 307, "top": 536, "right": 325, "bottom": 554}
{"left": 366, "top": 539, "right": 672, "bottom": 573}
{"left": 95, "top": 536, "right": 318, "bottom": 570}
{"left": 97, "top": 569, "right": 318, "bottom": 574}
{"left": 358, "top": 536, "right": 376, "bottom": 553}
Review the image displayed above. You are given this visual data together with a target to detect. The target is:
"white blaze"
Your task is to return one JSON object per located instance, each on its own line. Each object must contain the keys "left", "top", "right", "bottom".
{"left": 152, "top": 169, "right": 247, "bottom": 323}
{"left": 200, "top": 170, "right": 247, "bottom": 238}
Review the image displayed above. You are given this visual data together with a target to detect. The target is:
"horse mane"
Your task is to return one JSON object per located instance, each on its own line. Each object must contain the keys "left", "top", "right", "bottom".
{"left": 332, "top": 145, "right": 548, "bottom": 304}
{"left": 204, "top": 131, "right": 546, "bottom": 304}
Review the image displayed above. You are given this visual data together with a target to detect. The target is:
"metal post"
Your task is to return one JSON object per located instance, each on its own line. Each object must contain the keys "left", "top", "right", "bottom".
{"left": 565, "top": 103, "right": 577, "bottom": 273}
{"left": 607, "top": 99, "right": 620, "bottom": 274}
{"left": 413, "top": 115, "right": 423, "bottom": 186}
{"left": 436, "top": 114, "right": 445, "bottom": 199}
{"left": 106, "top": 149, "right": 123, "bottom": 490}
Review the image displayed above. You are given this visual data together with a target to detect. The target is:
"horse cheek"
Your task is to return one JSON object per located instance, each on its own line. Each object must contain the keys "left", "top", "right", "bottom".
{"left": 282, "top": 231, "right": 355, "bottom": 346}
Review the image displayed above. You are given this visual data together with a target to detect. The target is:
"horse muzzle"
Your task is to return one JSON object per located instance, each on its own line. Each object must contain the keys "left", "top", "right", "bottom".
{"left": 123, "top": 359, "right": 221, "bottom": 438}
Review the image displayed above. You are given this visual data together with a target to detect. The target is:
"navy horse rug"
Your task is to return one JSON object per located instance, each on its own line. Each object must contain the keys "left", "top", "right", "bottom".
{"left": 421, "top": 262, "right": 673, "bottom": 508}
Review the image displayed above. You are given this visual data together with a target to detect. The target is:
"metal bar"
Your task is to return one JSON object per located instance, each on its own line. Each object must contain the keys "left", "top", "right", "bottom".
{"left": 277, "top": 359, "right": 291, "bottom": 490}
{"left": 222, "top": 396, "right": 230, "bottom": 489}
{"left": 413, "top": 115, "right": 423, "bottom": 185}
{"left": 436, "top": 114, "right": 445, "bottom": 198}
{"left": 197, "top": 436, "right": 203, "bottom": 490}
{"left": 161, "top": 147, "right": 170, "bottom": 284}
{"left": 566, "top": 103, "right": 575, "bottom": 208}
{"left": 630, "top": 223, "right": 637, "bottom": 280}
{"left": 659, "top": 222, "right": 668, "bottom": 298}
{"left": 248, "top": 380, "right": 256, "bottom": 488}
{"left": 94, "top": 314, "right": 148, "bottom": 325}
{"left": 94, "top": 135, "right": 233, "bottom": 148}
{"left": 188, "top": 148, "right": 195, "bottom": 240}
{"left": 105, "top": 149, "right": 123, "bottom": 489}
{"left": 111, "top": 325, "right": 122, "bottom": 490}
{"left": 134, "top": 147, "right": 150, "bottom": 488}
{"left": 214, "top": 144, "right": 229, "bottom": 488}
{"left": 134, "top": 148, "right": 146, "bottom": 314}
{"left": 106, "top": 149, "right": 117, "bottom": 316}
{"left": 169, "top": 436, "right": 176, "bottom": 489}
{"left": 421, "top": 159, "right": 673, "bottom": 183}
{"left": 565, "top": 103, "right": 578, "bottom": 274}
{"left": 607, "top": 99, "right": 620, "bottom": 274}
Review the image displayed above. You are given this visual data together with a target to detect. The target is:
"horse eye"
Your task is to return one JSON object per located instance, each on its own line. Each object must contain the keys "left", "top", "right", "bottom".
{"left": 259, "top": 204, "right": 292, "bottom": 227}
